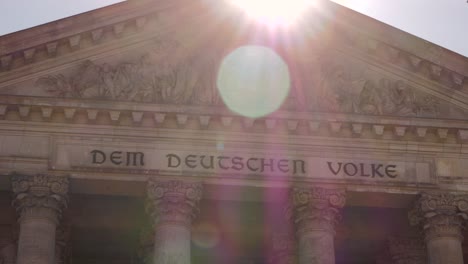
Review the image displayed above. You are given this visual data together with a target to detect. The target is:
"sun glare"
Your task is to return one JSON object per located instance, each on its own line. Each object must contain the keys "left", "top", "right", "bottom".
{"left": 228, "top": 0, "right": 314, "bottom": 27}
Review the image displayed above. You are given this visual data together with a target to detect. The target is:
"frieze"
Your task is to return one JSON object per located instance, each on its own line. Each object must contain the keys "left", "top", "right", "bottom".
{"left": 52, "top": 143, "right": 435, "bottom": 185}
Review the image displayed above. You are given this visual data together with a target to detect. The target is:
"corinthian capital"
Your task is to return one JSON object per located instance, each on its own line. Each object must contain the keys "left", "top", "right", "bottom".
{"left": 289, "top": 187, "right": 346, "bottom": 234}
{"left": 408, "top": 192, "right": 468, "bottom": 241}
{"left": 146, "top": 179, "right": 203, "bottom": 227}
{"left": 11, "top": 174, "right": 69, "bottom": 223}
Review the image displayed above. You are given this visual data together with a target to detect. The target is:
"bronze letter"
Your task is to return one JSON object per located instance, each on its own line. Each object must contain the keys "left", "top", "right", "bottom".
{"left": 231, "top": 156, "right": 244, "bottom": 171}
{"left": 110, "top": 151, "right": 122, "bottom": 165}
{"left": 343, "top": 163, "right": 358, "bottom": 176}
{"left": 185, "top": 155, "right": 197, "bottom": 169}
{"left": 371, "top": 164, "right": 384, "bottom": 177}
{"left": 218, "top": 156, "right": 230, "bottom": 170}
{"left": 385, "top": 165, "right": 398, "bottom": 178}
{"left": 277, "top": 159, "right": 289, "bottom": 173}
{"left": 126, "top": 152, "right": 145, "bottom": 166}
{"left": 166, "top": 154, "right": 181, "bottom": 168}
{"left": 261, "top": 158, "right": 275, "bottom": 172}
{"left": 293, "top": 160, "right": 306, "bottom": 174}
{"left": 359, "top": 163, "right": 370, "bottom": 177}
{"left": 247, "top": 158, "right": 259, "bottom": 172}
{"left": 200, "top": 155, "right": 214, "bottom": 169}
{"left": 327, "top": 162, "right": 342, "bottom": 175}
{"left": 91, "top": 150, "right": 106, "bottom": 164}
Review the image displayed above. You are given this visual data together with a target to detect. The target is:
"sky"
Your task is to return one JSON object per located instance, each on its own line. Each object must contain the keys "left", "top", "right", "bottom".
{"left": 0, "top": 0, "right": 467, "bottom": 57}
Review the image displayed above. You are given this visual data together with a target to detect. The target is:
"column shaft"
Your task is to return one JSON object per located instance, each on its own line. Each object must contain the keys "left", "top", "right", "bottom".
{"left": 17, "top": 208, "right": 57, "bottom": 264}
{"left": 426, "top": 238, "right": 463, "bottom": 264}
{"left": 298, "top": 231, "right": 335, "bottom": 264}
{"left": 154, "top": 225, "right": 191, "bottom": 263}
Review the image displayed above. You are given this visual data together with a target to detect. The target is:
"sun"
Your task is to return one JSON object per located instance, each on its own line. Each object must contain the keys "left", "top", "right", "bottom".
{"left": 228, "top": 0, "right": 314, "bottom": 27}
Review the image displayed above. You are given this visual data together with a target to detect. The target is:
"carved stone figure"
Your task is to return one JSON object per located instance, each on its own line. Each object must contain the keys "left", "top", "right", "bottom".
{"left": 314, "top": 63, "right": 440, "bottom": 117}
{"left": 37, "top": 42, "right": 220, "bottom": 106}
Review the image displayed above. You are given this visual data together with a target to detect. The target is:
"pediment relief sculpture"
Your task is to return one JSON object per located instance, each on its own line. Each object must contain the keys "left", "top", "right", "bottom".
{"left": 36, "top": 42, "right": 221, "bottom": 106}
{"left": 312, "top": 65, "right": 439, "bottom": 117}
{"left": 9, "top": 45, "right": 463, "bottom": 120}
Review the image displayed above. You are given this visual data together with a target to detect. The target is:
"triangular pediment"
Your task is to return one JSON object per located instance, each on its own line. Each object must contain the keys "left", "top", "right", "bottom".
{"left": 0, "top": 0, "right": 467, "bottom": 122}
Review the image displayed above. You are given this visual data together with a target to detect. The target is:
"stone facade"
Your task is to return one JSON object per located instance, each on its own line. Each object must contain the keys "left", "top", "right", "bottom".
{"left": 0, "top": 0, "right": 468, "bottom": 263}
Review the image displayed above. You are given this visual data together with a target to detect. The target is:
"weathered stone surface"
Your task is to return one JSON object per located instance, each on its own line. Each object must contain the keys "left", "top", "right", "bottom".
{"left": 387, "top": 236, "right": 426, "bottom": 264}
{"left": 289, "top": 186, "right": 346, "bottom": 264}
{"left": 12, "top": 174, "right": 69, "bottom": 264}
{"left": 409, "top": 192, "right": 468, "bottom": 264}
{"left": 146, "top": 179, "right": 202, "bottom": 264}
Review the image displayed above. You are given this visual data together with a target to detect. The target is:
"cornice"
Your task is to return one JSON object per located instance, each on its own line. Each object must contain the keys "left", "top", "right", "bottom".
{"left": 322, "top": 0, "right": 468, "bottom": 75}
{"left": 1, "top": 95, "right": 468, "bottom": 145}
{"left": 0, "top": 0, "right": 171, "bottom": 72}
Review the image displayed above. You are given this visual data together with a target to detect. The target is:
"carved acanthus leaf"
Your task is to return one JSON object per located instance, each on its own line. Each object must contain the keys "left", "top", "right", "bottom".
{"left": 12, "top": 174, "right": 68, "bottom": 208}
{"left": 146, "top": 180, "right": 203, "bottom": 227}
{"left": 409, "top": 192, "right": 468, "bottom": 241}
{"left": 289, "top": 187, "right": 346, "bottom": 234}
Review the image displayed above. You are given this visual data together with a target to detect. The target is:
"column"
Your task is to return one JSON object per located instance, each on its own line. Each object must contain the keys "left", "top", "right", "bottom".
{"left": 387, "top": 236, "right": 426, "bottom": 264}
{"left": 408, "top": 192, "right": 468, "bottom": 264}
{"left": 289, "top": 186, "right": 346, "bottom": 264}
{"left": 146, "top": 179, "right": 203, "bottom": 264}
{"left": 12, "top": 174, "right": 69, "bottom": 264}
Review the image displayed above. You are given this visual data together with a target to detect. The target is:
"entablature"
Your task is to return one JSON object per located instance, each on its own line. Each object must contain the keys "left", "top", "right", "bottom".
{"left": 1, "top": 95, "right": 468, "bottom": 145}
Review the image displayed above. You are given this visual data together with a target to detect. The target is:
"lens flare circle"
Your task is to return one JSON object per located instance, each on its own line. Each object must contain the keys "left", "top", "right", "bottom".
{"left": 228, "top": 0, "right": 313, "bottom": 26}
{"left": 217, "top": 45, "right": 290, "bottom": 118}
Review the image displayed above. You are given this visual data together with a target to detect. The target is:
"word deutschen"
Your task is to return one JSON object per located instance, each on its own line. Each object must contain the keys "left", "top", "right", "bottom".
{"left": 166, "top": 154, "right": 306, "bottom": 174}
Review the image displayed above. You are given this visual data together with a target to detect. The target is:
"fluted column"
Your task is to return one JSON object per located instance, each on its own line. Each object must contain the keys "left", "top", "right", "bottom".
{"left": 12, "top": 174, "right": 69, "bottom": 264}
{"left": 289, "top": 187, "right": 346, "bottom": 264}
{"left": 409, "top": 192, "right": 468, "bottom": 264}
{"left": 146, "top": 179, "right": 202, "bottom": 264}
{"left": 387, "top": 236, "right": 426, "bottom": 264}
